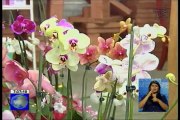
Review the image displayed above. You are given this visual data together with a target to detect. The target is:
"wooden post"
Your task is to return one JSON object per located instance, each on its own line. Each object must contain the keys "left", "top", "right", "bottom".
{"left": 47, "top": 0, "right": 64, "bottom": 19}
{"left": 87, "top": 33, "right": 100, "bottom": 45}
{"left": 166, "top": 0, "right": 178, "bottom": 119}
{"left": 91, "top": 0, "right": 110, "bottom": 19}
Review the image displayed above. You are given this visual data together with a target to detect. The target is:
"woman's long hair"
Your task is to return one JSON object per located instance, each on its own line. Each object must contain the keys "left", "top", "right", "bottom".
{"left": 148, "top": 80, "right": 162, "bottom": 99}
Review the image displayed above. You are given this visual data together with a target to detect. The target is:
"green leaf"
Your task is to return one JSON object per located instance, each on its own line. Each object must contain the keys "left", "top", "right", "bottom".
{"left": 41, "top": 104, "right": 50, "bottom": 116}
{"left": 72, "top": 111, "right": 83, "bottom": 120}
{"left": 65, "top": 110, "right": 83, "bottom": 120}
{"left": 29, "top": 99, "right": 36, "bottom": 113}
{"left": 29, "top": 105, "right": 37, "bottom": 113}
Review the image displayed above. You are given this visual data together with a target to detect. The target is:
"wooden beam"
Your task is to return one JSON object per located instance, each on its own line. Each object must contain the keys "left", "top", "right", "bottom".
{"left": 166, "top": 0, "right": 178, "bottom": 119}
{"left": 86, "top": 28, "right": 119, "bottom": 34}
{"left": 85, "top": 22, "right": 119, "bottom": 29}
{"left": 68, "top": 16, "right": 122, "bottom": 24}
{"left": 110, "top": 0, "right": 132, "bottom": 16}
{"left": 136, "top": 0, "right": 171, "bottom": 9}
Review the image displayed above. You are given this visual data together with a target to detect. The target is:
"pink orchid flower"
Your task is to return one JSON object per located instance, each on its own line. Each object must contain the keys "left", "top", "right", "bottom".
{"left": 28, "top": 70, "right": 56, "bottom": 95}
{"left": 11, "top": 15, "right": 36, "bottom": 35}
{"left": 98, "top": 37, "right": 114, "bottom": 55}
{"left": 3, "top": 110, "right": 15, "bottom": 120}
{"left": 2, "top": 82, "right": 12, "bottom": 106}
{"left": 17, "top": 78, "right": 36, "bottom": 98}
{"left": 79, "top": 45, "right": 99, "bottom": 65}
{"left": 3, "top": 60, "right": 28, "bottom": 86}
{"left": 16, "top": 70, "right": 56, "bottom": 98}
{"left": 108, "top": 42, "right": 126, "bottom": 60}
{"left": 3, "top": 60, "right": 55, "bottom": 97}
{"left": 72, "top": 98, "right": 97, "bottom": 119}
{"left": 21, "top": 111, "right": 35, "bottom": 120}
{"left": 122, "top": 53, "right": 159, "bottom": 81}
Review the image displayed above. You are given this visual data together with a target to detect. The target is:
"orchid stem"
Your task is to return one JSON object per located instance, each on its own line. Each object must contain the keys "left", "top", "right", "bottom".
{"left": 82, "top": 65, "right": 88, "bottom": 119}
{"left": 129, "top": 94, "right": 134, "bottom": 119}
{"left": 17, "top": 39, "right": 25, "bottom": 66}
{"left": 103, "top": 80, "right": 117, "bottom": 120}
{"left": 46, "top": 65, "right": 53, "bottom": 120}
{"left": 47, "top": 64, "right": 52, "bottom": 84}
{"left": 21, "top": 39, "right": 29, "bottom": 70}
{"left": 9, "top": 11, "right": 14, "bottom": 21}
{"left": 103, "top": 93, "right": 111, "bottom": 119}
{"left": 49, "top": 95, "right": 53, "bottom": 120}
{"left": 36, "top": 51, "right": 44, "bottom": 120}
{"left": 161, "top": 98, "right": 178, "bottom": 120}
{"left": 67, "top": 69, "right": 73, "bottom": 119}
{"left": 54, "top": 74, "right": 58, "bottom": 91}
{"left": 84, "top": 77, "right": 88, "bottom": 118}
{"left": 28, "top": 78, "right": 37, "bottom": 92}
{"left": 103, "top": 93, "right": 110, "bottom": 119}
{"left": 69, "top": 70, "right": 73, "bottom": 105}
{"left": 107, "top": 80, "right": 118, "bottom": 120}
{"left": 125, "top": 22, "right": 134, "bottom": 120}
{"left": 97, "top": 92, "right": 103, "bottom": 120}
{"left": 111, "top": 105, "right": 116, "bottom": 120}
{"left": 107, "top": 99, "right": 113, "bottom": 119}
{"left": 40, "top": 0, "right": 46, "bottom": 19}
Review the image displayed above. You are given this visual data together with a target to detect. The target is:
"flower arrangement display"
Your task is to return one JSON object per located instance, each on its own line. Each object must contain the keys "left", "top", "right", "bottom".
{"left": 2, "top": 15, "right": 178, "bottom": 120}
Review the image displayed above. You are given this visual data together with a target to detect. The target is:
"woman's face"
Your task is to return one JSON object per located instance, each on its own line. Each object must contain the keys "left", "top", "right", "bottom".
{"left": 150, "top": 83, "right": 159, "bottom": 93}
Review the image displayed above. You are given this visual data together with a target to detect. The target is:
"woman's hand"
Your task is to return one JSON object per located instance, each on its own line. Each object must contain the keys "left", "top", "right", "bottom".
{"left": 152, "top": 97, "right": 159, "bottom": 102}
{"left": 152, "top": 95, "right": 158, "bottom": 102}
{"left": 147, "top": 90, "right": 152, "bottom": 97}
{"left": 152, "top": 93, "right": 159, "bottom": 102}
{"left": 139, "top": 90, "right": 153, "bottom": 108}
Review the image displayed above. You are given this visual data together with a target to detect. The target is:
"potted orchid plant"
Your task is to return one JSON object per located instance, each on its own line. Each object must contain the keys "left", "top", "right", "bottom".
{"left": 2, "top": 14, "right": 178, "bottom": 120}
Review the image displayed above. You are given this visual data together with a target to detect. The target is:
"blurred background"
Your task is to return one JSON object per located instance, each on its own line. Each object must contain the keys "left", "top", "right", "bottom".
{"left": 2, "top": 0, "right": 171, "bottom": 70}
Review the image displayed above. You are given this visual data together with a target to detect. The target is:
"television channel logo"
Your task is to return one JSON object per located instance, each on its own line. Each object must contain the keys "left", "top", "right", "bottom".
{"left": 10, "top": 90, "right": 29, "bottom": 110}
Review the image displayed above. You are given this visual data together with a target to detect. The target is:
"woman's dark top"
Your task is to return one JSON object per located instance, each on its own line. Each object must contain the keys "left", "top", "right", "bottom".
{"left": 141, "top": 94, "right": 168, "bottom": 112}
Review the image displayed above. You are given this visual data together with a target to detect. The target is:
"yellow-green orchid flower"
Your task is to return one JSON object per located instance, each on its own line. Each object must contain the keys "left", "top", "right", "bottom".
{"left": 45, "top": 47, "right": 79, "bottom": 71}
{"left": 60, "top": 29, "right": 90, "bottom": 55}
{"left": 44, "top": 26, "right": 64, "bottom": 42}
{"left": 166, "top": 73, "right": 178, "bottom": 85}
{"left": 139, "top": 24, "right": 157, "bottom": 39}
{"left": 153, "top": 23, "right": 166, "bottom": 37}
{"left": 40, "top": 17, "right": 58, "bottom": 35}
{"left": 153, "top": 23, "right": 170, "bottom": 42}
{"left": 43, "top": 25, "right": 66, "bottom": 49}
